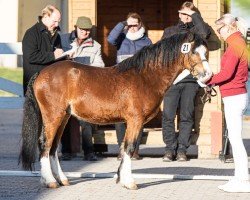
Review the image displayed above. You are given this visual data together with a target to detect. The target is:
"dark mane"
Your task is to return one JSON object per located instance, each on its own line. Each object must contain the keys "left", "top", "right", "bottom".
{"left": 117, "top": 32, "right": 207, "bottom": 72}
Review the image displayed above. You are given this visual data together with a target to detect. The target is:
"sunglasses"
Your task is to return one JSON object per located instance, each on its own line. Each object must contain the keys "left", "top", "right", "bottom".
{"left": 128, "top": 24, "right": 139, "bottom": 28}
{"left": 179, "top": 12, "right": 190, "bottom": 16}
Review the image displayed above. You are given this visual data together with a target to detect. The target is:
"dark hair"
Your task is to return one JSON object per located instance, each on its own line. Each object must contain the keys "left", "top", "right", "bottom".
{"left": 180, "top": 1, "right": 199, "bottom": 13}
{"left": 127, "top": 12, "right": 142, "bottom": 24}
{"left": 126, "top": 12, "right": 146, "bottom": 30}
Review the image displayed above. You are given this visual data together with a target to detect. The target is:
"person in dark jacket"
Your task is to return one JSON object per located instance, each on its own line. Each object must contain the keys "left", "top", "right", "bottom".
{"left": 22, "top": 5, "right": 63, "bottom": 95}
{"left": 60, "top": 16, "right": 104, "bottom": 161}
{"left": 161, "top": 1, "right": 211, "bottom": 162}
{"left": 108, "top": 12, "right": 152, "bottom": 160}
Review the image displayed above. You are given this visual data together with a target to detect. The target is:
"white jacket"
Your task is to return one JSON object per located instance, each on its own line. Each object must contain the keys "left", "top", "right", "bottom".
{"left": 70, "top": 38, "right": 105, "bottom": 67}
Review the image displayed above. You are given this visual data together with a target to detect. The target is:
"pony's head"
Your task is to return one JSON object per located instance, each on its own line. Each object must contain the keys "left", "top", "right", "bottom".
{"left": 181, "top": 33, "right": 212, "bottom": 84}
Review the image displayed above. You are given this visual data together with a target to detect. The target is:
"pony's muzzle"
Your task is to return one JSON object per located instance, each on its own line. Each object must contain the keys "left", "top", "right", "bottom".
{"left": 198, "top": 60, "right": 212, "bottom": 84}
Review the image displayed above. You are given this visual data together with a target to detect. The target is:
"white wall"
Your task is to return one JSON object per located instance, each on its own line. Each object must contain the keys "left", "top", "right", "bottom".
{"left": 18, "top": 0, "right": 62, "bottom": 40}
{"left": 0, "top": 0, "right": 65, "bottom": 68}
{"left": 0, "top": 0, "right": 19, "bottom": 42}
{"left": 0, "top": 0, "right": 19, "bottom": 67}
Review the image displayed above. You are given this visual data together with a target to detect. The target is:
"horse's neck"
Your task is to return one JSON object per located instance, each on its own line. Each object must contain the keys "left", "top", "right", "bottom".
{"left": 144, "top": 64, "right": 183, "bottom": 96}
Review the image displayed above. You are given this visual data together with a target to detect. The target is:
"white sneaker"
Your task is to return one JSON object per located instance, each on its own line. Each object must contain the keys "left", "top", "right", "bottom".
{"left": 218, "top": 179, "right": 250, "bottom": 193}
{"left": 218, "top": 179, "right": 234, "bottom": 191}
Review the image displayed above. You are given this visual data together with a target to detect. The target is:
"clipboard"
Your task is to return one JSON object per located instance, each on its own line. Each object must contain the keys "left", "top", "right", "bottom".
{"left": 54, "top": 54, "right": 69, "bottom": 62}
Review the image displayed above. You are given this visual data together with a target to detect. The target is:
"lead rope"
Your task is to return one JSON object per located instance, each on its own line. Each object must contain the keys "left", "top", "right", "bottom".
{"left": 200, "top": 86, "right": 217, "bottom": 104}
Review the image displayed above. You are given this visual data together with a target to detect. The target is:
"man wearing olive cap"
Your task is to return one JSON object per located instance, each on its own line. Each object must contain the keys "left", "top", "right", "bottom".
{"left": 61, "top": 16, "right": 104, "bottom": 66}
{"left": 60, "top": 16, "right": 104, "bottom": 161}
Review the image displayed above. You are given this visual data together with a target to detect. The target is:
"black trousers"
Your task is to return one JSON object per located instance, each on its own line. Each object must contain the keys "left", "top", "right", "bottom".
{"left": 61, "top": 118, "right": 94, "bottom": 156}
{"left": 61, "top": 119, "right": 72, "bottom": 154}
{"left": 115, "top": 123, "right": 143, "bottom": 152}
{"left": 162, "top": 82, "right": 199, "bottom": 153}
{"left": 79, "top": 121, "right": 95, "bottom": 155}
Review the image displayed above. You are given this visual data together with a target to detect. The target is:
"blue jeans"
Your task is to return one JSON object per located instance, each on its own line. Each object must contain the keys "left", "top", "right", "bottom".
{"left": 61, "top": 117, "right": 94, "bottom": 156}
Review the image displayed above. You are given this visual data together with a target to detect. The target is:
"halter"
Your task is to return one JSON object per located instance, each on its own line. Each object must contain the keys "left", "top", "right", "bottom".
{"left": 189, "top": 59, "right": 208, "bottom": 76}
{"left": 188, "top": 58, "right": 217, "bottom": 104}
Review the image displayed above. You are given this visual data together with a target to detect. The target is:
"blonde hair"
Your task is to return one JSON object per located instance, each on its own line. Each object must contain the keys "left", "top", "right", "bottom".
{"left": 41, "top": 5, "right": 60, "bottom": 18}
{"left": 215, "top": 13, "right": 247, "bottom": 37}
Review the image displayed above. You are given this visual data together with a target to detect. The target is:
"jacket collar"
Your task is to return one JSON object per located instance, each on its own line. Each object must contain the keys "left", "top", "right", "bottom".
{"left": 78, "top": 37, "right": 93, "bottom": 47}
{"left": 69, "top": 30, "right": 77, "bottom": 42}
{"left": 177, "top": 21, "right": 194, "bottom": 31}
{"left": 226, "top": 31, "right": 242, "bottom": 45}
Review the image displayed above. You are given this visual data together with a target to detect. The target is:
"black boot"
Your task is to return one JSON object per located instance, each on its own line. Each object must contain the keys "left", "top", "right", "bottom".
{"left": 84, "top": 152, "right": 98, "bottom": 161}
{"left": 162, "top": 151, "right": 175, "bottom": 162}
{"left": 176, "top": 152, "right": 187, "bottom": 162}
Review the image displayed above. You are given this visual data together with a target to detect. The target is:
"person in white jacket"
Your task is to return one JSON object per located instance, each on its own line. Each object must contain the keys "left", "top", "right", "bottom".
{"left": 60, "top": 16, "right": 104, "bottom": 161}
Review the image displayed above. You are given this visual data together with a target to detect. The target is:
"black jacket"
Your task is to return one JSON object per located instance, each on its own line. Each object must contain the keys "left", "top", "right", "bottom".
{"left": 162, "top": 13, "right": 211, "bottom": 84}
{"left": 22, "top": 17, "right": 61, "bottom": 94}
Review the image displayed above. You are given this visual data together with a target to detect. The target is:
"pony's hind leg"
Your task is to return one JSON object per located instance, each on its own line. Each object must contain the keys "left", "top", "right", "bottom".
{"left": 40, "top": 110, "right": 68, "bottom": 188}
{"left": 49, "top": 114, "right": 71, "bottom": 186}
{"left": 50, "top": 151, "right": 70, "bottom": 186}
{"left": 40, "top": 154, "right": 58, "bottom": 188}
{"left": 117, "top": 120, "right": 143, "bottom": 190}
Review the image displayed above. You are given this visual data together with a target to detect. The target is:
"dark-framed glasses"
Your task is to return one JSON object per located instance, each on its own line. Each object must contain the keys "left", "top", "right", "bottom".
{"left": 179, "top": 12, "right": 190, "bottom": 16}
{"left": 217, "top": 25, "right": 226, "bottom": 34}
{"left": 128, "top": 24, "right": 139, "bottom": 28}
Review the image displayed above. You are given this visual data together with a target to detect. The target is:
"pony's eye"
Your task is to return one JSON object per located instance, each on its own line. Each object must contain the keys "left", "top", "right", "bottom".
{"left": 192, "top": 50, "right": 198, "bottom": 55}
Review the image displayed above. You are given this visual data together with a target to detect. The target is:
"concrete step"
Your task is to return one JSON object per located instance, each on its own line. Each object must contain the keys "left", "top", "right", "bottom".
{"left": 93, "top": 128, "right": 200, "bottom": 146}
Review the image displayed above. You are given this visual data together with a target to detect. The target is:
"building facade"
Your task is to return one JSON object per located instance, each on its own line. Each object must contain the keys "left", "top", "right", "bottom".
{"left": 1, "top": 0, "right": 231, "bottom": 158}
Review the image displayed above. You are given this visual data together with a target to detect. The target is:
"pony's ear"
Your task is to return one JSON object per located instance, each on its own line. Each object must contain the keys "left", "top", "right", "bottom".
{"left": 187, "top": 32, "right": 195, "bottom": 42}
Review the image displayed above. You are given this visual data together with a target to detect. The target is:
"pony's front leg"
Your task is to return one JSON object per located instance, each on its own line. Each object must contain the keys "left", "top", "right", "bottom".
{"left": 117, "top": 151, "right": 137, "bottom": 190}
{"left": 40, "top": 150, "right": 59, "bottom": 188}
{"left": 50, "top": 151, "right": 69, "bottom": 186}
{"left": 117, "top": 122, "right": 142, "bottom": 190}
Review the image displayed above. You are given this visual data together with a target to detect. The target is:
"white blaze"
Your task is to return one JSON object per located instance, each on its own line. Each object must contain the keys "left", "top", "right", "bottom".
{"left": 195, "top": 45, "right": 212, "bottom": 85}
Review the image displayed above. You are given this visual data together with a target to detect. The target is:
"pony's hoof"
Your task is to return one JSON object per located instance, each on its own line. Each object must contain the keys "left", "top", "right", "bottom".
{"left": 47, "top": 182, "right": 59, "bottom": 189}
{"left": 60, "top": 180, "right": 70, "bottom": 186}
{"left": 122, "top": 182, "right": 138, "bottom": 190}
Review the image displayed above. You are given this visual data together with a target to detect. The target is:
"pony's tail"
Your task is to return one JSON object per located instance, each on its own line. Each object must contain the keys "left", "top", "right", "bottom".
{"left": 19, "top": 73, "right": 42, "bottom": 171}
